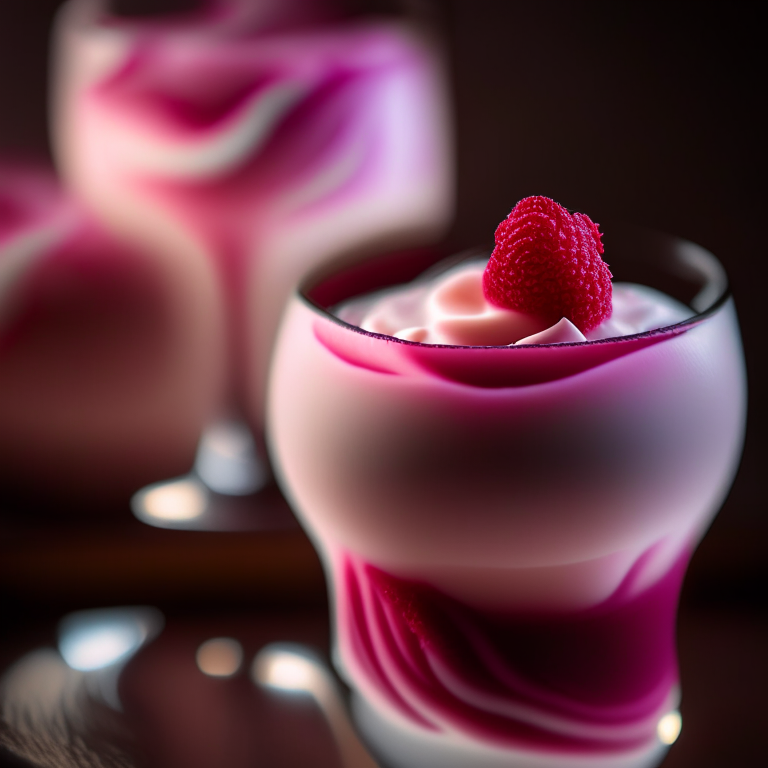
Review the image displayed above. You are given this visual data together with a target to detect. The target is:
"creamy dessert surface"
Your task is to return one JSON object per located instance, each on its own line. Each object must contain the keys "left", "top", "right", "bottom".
{"left": 336, "top": 261, "right": 692, "bottom": 346}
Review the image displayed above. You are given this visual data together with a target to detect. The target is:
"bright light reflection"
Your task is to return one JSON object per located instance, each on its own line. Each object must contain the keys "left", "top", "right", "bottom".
{"left": 657, "top": 711, "right": 682, "bottom": 745}
{"left": 62, "top": 626, "right": 138, "bottom": 671}
{"left": 58, "top": 607, "right": 163, "bottom": 672}
{"left": 196, "top": 638, "right": 243, "bottom": 678}
{"left": 194, "top": 420, "right": 268, "bottom": 496}
{"left": 252, "top": 644, "right": 380, "bottom": 768}
{"left": 131, "top": 477, "right": 208, "bottom": 522}
{"left": 252, "top": 645, "right": 319, "bottom": 693}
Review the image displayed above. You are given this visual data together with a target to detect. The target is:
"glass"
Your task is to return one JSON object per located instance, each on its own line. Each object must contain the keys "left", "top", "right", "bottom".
{"left": 267, "top": 227, "right": 747, "bottom": 768}
{"left": 0, "top": 164, "right": 219, "bottom": 505}
{"left": 51, "top": 0, "right": 453, "bottom": 530}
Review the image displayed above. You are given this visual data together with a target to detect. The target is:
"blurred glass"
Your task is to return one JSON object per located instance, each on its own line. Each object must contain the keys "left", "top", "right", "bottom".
{"left": 51, "top": 0, "right": 454, "bottom": 529}
{"left": 0, "top": 165, "right": 219, "bottom": 503}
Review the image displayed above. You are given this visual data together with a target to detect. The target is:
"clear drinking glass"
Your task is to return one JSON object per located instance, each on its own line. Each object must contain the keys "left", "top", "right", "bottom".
{"left": 267, "top": 227, "right": 746, "bottom": 768}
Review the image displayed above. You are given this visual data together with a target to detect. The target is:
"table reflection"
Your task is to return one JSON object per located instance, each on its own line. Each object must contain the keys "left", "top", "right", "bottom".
{"left": 0, "top": 604, "right": 765, "bottom": 768}
{"left": 1, "top": 609, "right": 346, "bottom": 768}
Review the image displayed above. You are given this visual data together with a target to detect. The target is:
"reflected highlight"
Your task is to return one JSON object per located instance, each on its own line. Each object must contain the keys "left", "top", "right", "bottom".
{"left": 131, "top": 477, "right": 208, "bottom": 523}
{"left": 657, "top": 711, "right": 682, "bottom": 745}
{"left": 253, "top": 645, "right": 319, "bottom": 692}
{"left": 61, "top": 625, "right": 139, "bottom": 672}
{"left": 196, "top": 638, "right": 243, "bottom": 678}
{"left": 58, "top": 607, "right": 164, "bottom": 671}
{"left": 253, "top": 643, "right": 378, "bottom": 768}
{"left": 194, "top": 420, "right": 269, "bottom": 496}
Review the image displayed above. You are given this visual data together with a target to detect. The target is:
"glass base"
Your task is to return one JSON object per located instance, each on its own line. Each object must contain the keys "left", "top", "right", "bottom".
{"left": 131, "top": 419, "right": 296, "bottom": 531}
{"left": 352, "top": 694, "right": 670, "bottom": 768}
{"left": 130, "top": 474, "right": 298, "bottom": 531}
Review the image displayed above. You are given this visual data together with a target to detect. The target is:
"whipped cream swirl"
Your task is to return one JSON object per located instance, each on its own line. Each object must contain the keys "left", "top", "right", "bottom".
{"left": 337, "top": 261, "right": 692, "bottom": 346}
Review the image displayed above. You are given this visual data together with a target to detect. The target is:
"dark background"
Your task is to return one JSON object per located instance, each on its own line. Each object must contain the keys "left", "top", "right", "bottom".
{"left": 0, "top": 2, "right": 765, "bottom": 767}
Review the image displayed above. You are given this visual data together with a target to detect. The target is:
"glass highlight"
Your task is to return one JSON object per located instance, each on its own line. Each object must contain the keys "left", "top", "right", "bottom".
{"left": 196, "top": 637, "right": 244, "bottom": 678}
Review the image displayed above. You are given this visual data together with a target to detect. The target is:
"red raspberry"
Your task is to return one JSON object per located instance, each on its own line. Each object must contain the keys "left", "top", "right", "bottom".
{"left": 482, "top": 196, "right": 612, "bottom": 333}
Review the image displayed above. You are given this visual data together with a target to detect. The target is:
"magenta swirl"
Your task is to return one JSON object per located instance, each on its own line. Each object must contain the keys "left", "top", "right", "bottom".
{"left": 52, "top": 0, "right": 453, "bottom": 422}
{"left": 341, "top": 551, "right": 684, "bottom": 754}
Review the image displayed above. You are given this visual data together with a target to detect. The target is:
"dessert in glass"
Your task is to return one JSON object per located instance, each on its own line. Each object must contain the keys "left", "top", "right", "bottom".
{"left": 268, "top": 198, "right": 747, "bottom": 768}
{"left": 51, "top": 0, "right": 453, "bottom": 526}
{"left": 0, "top": 164, "right": 218, "bottom": 502}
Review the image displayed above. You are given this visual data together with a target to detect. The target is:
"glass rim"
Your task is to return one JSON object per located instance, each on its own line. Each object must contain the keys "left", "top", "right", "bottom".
{"left": 298, "top": 225, "right": 732, "bottom": 350}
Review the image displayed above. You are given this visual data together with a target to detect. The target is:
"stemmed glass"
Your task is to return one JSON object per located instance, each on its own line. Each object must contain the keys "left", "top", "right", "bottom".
{"left": 267, "top": 226, "right": 746, "bottom": 768}
{"left": 50, "top": 0, "right": 453, "bottom": 529}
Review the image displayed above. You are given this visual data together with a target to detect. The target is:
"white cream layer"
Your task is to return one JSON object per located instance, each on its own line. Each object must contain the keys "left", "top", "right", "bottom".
{"left": 336, "top": 261, "right": 692, "bottom": 345}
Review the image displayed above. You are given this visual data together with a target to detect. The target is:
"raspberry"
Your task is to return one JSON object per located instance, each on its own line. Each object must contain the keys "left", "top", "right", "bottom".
{"left": 482, "top": 196, "right": 612, "bottom": 333}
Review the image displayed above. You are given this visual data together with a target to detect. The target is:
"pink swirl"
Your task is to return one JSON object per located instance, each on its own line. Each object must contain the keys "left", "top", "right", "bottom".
{"left": 52, "top": 0, "right": 453, "bottom": 423}
{"left": 0, "top": 165, "right": 220, "bottom": 499}
{"left": 341, "top": 551, "right": 684, "bottom": 753}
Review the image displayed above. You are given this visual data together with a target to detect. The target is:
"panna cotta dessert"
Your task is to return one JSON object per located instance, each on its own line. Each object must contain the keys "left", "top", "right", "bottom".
{"left": 0, "top": 165, "right": 219, "bottom": 500}
{"left": 51, "top": 0, "right": 453, "bottom": 430}
{"left": 268, "top": 197, "right": 747, "bottom": 768}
